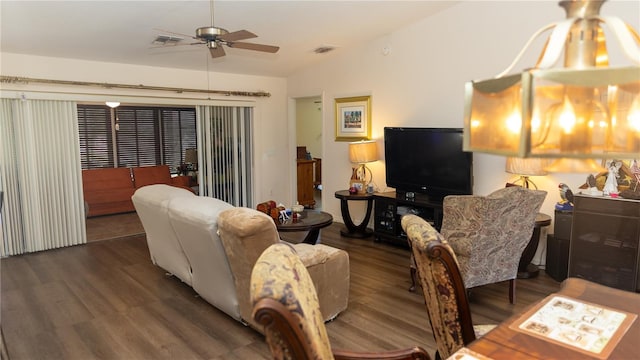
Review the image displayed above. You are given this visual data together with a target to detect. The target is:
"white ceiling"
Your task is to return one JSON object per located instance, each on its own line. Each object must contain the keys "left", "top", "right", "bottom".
{"left": 1, "top": 1, "right": 459, "bottom": 77}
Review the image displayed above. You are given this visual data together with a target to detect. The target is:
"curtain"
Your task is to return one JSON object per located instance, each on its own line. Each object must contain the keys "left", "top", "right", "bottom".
{"left": 197, "top": 105, "right": 254, "bottom": 207}
{"left": 0, "top": 98, "right": 86, "bottom": 256}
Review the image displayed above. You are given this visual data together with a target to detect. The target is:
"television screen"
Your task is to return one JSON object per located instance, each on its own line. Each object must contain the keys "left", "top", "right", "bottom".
{"left": 384, "top": 127, "right": 473, "bottom": 200}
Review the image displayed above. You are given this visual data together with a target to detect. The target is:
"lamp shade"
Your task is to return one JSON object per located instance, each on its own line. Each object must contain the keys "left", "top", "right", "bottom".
{"left": 463, "top": 0, "right": 640, "bottom": 159}
{"left": 349, "top": 140, "right": 378, "bottom": 164}
{"left": 184, "top": 148, "right": 198, "bottom": 164}
{"left": 505, "top": 157, "right": 548, "bottom": 176}
{"left": 105, "top": 101, "right": 120, "bottom": 108}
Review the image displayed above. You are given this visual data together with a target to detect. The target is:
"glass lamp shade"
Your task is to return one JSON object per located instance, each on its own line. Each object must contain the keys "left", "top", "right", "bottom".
{"left": 463, "top": 0, "right": 640, "bottom": 159}
{"left": 105, "top": 101, "right": 120, "bottom": 108}
{"left": 349, "top": 140, "right": 378, "bottom": 164}
{"left": 464, "top": 67, "right": 640, "bottom": 158}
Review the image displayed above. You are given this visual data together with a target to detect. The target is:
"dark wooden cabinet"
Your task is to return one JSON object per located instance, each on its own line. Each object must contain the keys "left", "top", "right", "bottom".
{"left": 546, "top": 210, "right": 572, "bottom": 282}
{"left": 568, "top": 194, "right": 640, "bottom": 292}
{"left": 297, "top": 159, "right": 316, "bottom": 208}
{"left": 373, "top": 191, "right": 443, "bottom": 246}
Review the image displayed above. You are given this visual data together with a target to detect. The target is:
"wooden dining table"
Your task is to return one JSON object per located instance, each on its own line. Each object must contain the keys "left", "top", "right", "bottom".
{"left": 455, "top": 278, "right": 640, "bottom": 360}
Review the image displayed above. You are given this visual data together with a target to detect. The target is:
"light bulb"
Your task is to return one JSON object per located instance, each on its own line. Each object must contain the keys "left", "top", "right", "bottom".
{"left": 558, "top": 98, "right": 576, "bottom": 134}
{"left": 506, "top": 108, "right": 521, "bottom": 134}
{"left": 530, "top": 112, "right": 541, "bottom": 133}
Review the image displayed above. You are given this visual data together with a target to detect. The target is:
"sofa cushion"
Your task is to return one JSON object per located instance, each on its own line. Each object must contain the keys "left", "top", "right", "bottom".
{"left": 217, "top": 207, "right": 282, "bottom": 328}
{"left": 132, "top": 184, "right": 196, "bottom": 285}
{"left": 218, "top": 207, "right": 349, "bottom": 328}
{"left": 295, "top": 243, "right": 350, "bottom": 321}
{"left": 167, "top": 196, "right": 239, "bottom": 320}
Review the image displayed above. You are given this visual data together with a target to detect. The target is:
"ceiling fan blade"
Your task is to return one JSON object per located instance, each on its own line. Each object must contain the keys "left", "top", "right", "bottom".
{"left": 217, "top": 29, "right": 257, "bottom": 42}
{"left": 209, "top": 45, "right": 226, "bottom": 58}
{"left": 228, "top": 42, "right": 280, "bottom": 53}
{"left": 152, "top": 28, "right": 197, "bottom": 40}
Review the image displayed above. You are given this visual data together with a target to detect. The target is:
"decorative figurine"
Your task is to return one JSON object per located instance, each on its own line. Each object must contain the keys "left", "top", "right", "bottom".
{"left": 631, "top": 159, "right": 640, "bottom": 189}
{"left": 556, "top": 183, "right": 574, "bottom": 211}
{"left": 603, "top": 160, "right": 622, "bottom": 196}
{"left": 584, "top": 174, "right": 603, "bottom": 196}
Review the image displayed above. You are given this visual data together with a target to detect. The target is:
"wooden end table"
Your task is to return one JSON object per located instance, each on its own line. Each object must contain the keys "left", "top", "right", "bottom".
{"left": 275, "top": 210, "right": 333, "bottom": 245}
{"left": 334, "top": 190, "right": 374, "bottom": 238}
{"left": 517, "top": 212, "right": 552, "bottom": 279}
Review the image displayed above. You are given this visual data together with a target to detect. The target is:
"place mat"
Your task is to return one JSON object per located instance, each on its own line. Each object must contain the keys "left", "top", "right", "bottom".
{"left": 509, "top": 295, "right": 636, "bottom": 359}
{"left": 448, "top": 347, "right": 494, "bottom": 360}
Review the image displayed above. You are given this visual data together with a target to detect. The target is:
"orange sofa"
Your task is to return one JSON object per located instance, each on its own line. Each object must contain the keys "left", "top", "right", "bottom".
{"left": 131, "top": 165, "right": 191, "bottom": 190}
{"left": 82, "top": 165, "right": 192, "bottom": 217}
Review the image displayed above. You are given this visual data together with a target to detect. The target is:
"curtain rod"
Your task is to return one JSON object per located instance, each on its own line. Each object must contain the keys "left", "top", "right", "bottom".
{"left": 0, "top": 75, "right": 271, "bottom": 98}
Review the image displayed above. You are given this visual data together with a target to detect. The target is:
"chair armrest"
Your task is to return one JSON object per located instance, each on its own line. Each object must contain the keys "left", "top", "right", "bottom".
{"left": 333, "top": 347, "right": 431, "bottom": 360}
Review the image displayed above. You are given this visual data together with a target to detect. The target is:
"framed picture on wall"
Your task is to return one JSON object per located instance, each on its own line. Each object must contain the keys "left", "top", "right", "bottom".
{"left": 335, "top": 96, "right": 371, "bottom": 141}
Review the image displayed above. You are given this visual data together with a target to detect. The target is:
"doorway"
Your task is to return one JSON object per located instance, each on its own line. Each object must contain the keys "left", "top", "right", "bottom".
{"left": 295, "top": 96, "right": 323, "bottom": 210}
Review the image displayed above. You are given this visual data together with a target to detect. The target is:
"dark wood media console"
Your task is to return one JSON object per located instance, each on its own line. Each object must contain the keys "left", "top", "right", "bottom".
{"left": 373, "top": 191, "right": 443, "bottom": 247}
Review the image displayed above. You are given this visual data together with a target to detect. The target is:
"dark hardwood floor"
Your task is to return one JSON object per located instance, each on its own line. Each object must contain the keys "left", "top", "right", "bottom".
{"left": 1, "top": 221, "right": 561, "bottom": 360}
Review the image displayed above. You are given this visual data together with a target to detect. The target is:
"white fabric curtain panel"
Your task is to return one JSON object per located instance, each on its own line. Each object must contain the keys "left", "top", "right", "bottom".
{"left": 197, "top": 105, "right": 254, "bottom": 207}
{"left": 0, "top": 98, "right": 86, "bottom": 256}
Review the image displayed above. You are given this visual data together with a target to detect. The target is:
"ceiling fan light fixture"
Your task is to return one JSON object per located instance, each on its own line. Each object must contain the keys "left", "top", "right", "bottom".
{"left": 196, "top": 26, "right": 228, "bottom": 41}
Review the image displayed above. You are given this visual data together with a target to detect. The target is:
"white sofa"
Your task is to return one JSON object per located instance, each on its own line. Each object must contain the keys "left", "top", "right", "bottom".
{"left": 131, "top": 184, "right": 350, "bottom": 331}
{"left": 131, "top": 184, "right": 196, "bottom": 285}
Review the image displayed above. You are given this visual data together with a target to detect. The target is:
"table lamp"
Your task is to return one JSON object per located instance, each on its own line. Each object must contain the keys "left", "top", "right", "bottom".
{"left": 184, "top": 148, "right": 198, "bottom": 170}
{"left": 349, "top": 140, "right": 378, "bottom": 193}
{"left": 505, "top": 157, "right": 548, "bottom": 189}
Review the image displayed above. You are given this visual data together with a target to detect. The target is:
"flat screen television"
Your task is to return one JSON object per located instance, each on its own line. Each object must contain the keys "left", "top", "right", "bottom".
{"left": 384, "top": 127, "right": 473, "bottom": 200}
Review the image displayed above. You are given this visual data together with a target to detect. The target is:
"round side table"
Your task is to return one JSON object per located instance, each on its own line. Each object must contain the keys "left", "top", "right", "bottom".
{"left": 334, "top": 190, "right": 374, "bottom": 238}
{"left": 275, "top": 210, "right": 333, "bottom": 245}
{"left": 517, "top": 212, "right": 552, "bottom": 279}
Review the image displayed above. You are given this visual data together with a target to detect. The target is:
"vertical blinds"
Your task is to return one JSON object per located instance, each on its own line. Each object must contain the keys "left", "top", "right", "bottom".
{"left": 198, "top": 105, "right": 253, "bottom": 207}
{"left": 0, "top": 99, "right": 86, "bottom": 256}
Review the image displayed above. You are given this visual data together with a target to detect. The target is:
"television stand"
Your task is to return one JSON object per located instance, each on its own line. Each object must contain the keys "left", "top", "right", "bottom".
{"left": 373, "top": 191, "right": 443, "bottom": 247}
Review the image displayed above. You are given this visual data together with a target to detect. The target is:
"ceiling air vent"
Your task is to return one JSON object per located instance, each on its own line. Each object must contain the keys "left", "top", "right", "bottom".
{"left": 313, "top": 46, "right": 335, "bottom": 54}
{"left": 152, "top": 35, "right": 184, "bottom": 46}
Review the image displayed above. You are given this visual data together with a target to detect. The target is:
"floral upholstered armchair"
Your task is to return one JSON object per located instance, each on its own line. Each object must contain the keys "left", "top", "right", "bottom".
{"left": 251, "top": 243, "right": 431, "bottom": 360}
{"left": 402, "top": 215, "right": 494, "bottom": 360}
{"left": 440, "top": 186, "right": 546, "bottom": 303}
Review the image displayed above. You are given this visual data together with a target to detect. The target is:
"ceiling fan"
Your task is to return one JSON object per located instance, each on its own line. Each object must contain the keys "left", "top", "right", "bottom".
{"left": 157, "top": 0, "right": 279, "bottom": 59}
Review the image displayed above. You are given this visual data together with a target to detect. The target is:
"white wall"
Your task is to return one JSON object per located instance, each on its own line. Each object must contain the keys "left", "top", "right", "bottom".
{"left": 295, "top": 96, "right": 323, "bottom": 159}
{"left": 287, "top": 0, "right": 640, "bottom": 235}
{"left": 0, "top": 52, "right": 291, "bottom": 205}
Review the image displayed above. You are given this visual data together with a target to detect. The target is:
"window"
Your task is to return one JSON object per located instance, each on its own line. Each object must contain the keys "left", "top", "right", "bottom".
{"left": 77, "top": 105, "right": 114, "bottom": 169}
{"left": 77, "top": 105, "right": 196, "bottom": 172}
{"left": 161, "top": 108, "right": 196, "bottom": 170}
